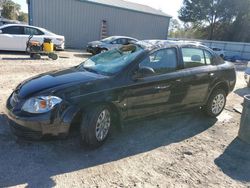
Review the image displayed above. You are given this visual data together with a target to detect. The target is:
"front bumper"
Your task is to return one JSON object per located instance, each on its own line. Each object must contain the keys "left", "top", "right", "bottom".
{"left": 54, "top": 42, "right": 65, "bottom": 50}
{"left": 5, "top": 94, "right": 76, "bottom": 139}
{"left": 86, "top": 46, "right": 99, "bottom": 54}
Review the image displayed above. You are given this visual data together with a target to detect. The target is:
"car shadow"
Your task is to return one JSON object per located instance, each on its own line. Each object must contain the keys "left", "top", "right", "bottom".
{"left": 0, "top": 51, "right": 26, "bottom": 55}
{"left": 74, "top": 53, "right": 92, "bottom": 59}
{"left": 215, "top": 138, "right": 250, "bottom": 182}
{"left": 0, "top": 111, "right": 217, "bottom": 187}
{"left": 1, "top": 57, "right": 40, "bottom": 61}
{"left": 234, "top": 87, "right": 250, "bottom": 98}
{"left": 0, "top": 51, "right": 32, "bottom": 60}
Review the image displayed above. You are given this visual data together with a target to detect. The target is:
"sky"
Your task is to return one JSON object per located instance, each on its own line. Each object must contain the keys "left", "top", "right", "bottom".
{"left": 12, "top": 0, "right": 183, "bottom": 19}
{"left": 127, "top": 0, "right": 183, "bottom": 18}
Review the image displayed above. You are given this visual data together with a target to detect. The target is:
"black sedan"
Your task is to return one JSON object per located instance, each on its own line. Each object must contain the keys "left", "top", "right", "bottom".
{"left": 6, "top": 41, "right": 236, "bottom": 148}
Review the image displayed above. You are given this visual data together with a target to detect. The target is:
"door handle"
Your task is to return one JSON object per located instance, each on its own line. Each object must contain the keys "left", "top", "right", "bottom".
{"left": 155, "top": 85, "right": 170, "bottom": 90}
{"left": 209, "top": 73, "right": 215, "bottom": 77}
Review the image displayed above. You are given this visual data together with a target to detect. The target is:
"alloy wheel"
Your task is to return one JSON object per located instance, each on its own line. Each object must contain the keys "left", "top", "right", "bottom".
{"left": 211, "top": 94, "right": 225, "bottom": 115}
{"left": 95, "top": 109, "right": 111, "bottom": 141}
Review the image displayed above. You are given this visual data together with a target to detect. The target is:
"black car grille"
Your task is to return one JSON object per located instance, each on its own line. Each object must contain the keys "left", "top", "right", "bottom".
{"left": 9, "top": 120, "right": 42, "bottom": 140}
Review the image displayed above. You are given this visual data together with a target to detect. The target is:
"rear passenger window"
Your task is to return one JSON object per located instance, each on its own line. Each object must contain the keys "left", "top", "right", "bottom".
{"left": 139, "top": 48, "right": 177, "bottom": 75}
{"left": 182, "top": 48, "right": 206, "bottom": 68}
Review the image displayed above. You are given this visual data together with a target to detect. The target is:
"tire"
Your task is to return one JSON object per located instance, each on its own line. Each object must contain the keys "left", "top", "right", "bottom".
{"left": 100, "top": 48, "right": 108, "bottom": 53}
{"left": 48, "top": 53, "right": 58, "bottom": 60}
{"left": 80, "top": 105, "right": 112, "bottom": 148}
{"left": 33, "top": 53, "right": 41, "bottom": 60}
{"left": 204, "top": 89, "right": 226, "bottom": 117}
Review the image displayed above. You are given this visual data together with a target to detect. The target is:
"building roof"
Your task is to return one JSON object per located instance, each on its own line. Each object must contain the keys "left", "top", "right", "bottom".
{"left": 79, "top": 0, "right": 171, "bottom": 18}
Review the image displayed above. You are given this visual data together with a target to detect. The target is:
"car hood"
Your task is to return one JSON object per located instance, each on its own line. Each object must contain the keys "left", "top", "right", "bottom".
{"left": 88, "top": 41, "right": 105, "bottom": 46}
{"left": 15, "top": 68, "right": 107, "bottom": 99}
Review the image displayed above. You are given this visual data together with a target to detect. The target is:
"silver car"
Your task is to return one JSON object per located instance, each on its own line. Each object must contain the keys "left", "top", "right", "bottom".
{"left": 86, "top": 36, "right": 138, "bottom": 55}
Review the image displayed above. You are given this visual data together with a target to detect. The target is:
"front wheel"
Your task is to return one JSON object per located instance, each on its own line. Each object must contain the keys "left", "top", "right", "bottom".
{"left": 204, "top": 89, "right": 226, "bottom": 117}
{"left": 80, "top": 105, "right": 112, "bottom": 148}
{"left": 100, "top": 48, "right": 108, "bottom": 53}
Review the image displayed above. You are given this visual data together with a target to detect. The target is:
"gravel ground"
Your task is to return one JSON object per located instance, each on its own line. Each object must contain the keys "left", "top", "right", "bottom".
{"left": 0, "top": 51, "right": 250, "bottom": 188}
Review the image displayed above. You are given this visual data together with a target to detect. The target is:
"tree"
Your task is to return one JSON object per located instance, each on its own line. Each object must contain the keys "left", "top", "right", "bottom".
{"left": 1, "top": 0, "right": 21, "bottom": 20}
{"left": 179, "top": 0, "right": 235, "bottom": 40}
{"left": 228, "top": 0, "right": 250, "bottom": 42}
{"left": 18, "top": 12, "right": 28, "bottom": 22}
{"left": 169, "top": 19, "right": 181, "bottom": 32}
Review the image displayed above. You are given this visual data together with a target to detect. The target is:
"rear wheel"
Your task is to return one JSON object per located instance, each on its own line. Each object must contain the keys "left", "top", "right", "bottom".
{"left": 204, "top": 89, "right": 226, "bottom": 117}
{"left": 80, "top": 105, "right": 112, "bottom": 148}
{"left": 48, "top": 53, "right": 58, "bottom": 60}
{"left": 32, "top": 53, "right": 41, "bottom": 60}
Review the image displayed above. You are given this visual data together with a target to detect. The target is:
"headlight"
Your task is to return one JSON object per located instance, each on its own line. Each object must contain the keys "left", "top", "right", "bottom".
{"left": 22, "top": 96, "right": 62, "bottom": 114}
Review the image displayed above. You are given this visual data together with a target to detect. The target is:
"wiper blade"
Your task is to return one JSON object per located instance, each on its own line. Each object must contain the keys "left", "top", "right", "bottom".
{"left": 84, "top": 67, "right": 100, "bottom": 74}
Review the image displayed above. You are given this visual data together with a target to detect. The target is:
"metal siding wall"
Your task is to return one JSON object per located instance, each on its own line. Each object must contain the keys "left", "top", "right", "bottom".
{"left": 30, "top": 0, "right": 170, "bottom": 48}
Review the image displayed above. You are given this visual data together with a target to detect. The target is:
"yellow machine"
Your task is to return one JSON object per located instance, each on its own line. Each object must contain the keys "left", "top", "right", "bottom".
{"left": 43, "top": 42, "right": 54, "bottom": 53}
{"left": 26, "top": 35, "right": 58, "bottom": 60}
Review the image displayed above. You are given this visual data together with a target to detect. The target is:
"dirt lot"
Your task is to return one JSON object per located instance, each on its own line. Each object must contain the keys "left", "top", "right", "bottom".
{"left": 0, "top": 51, "right": 250, "bottom": 188}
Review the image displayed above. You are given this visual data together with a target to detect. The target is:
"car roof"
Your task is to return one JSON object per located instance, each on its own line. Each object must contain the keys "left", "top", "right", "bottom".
{"left": 106, "top": 36, "right": 138, "bottom": 40}
{"left": 0, "top": 24, "right": 44, "bottom": 31}
{"left": 137, "top": 40, "right": 213, "bottom": 52}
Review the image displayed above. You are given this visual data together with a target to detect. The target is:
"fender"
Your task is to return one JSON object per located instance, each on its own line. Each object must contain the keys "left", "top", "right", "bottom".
{"left": 59, "top": 105, "right": 81, "bottom": 128}
{"left": 206, "top": 80, "right": 230, "bottom": 103}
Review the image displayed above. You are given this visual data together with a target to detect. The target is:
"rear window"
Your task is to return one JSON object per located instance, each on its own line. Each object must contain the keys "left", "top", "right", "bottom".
{"left": 2, "top": 26, "right": 24, "bottom": 34}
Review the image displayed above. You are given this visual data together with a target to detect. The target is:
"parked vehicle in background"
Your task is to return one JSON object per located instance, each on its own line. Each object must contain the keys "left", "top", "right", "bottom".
{"left": 6, "top": 42, "right": 236, "bottom": 148}
{"left": 86, "top": 36, "right": 138, "bottom": 55}
{"left": 245, "top": 62, "right": 250, "bottom": 87}
{"left": 0, "top": 24, "right": 65, "bottom": 51}
{"left": 211, "top": 47, "right": 225, "bottom": 58}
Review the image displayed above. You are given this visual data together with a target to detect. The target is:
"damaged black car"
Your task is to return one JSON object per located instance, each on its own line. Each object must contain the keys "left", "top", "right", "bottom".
{"left": 6, "top": 41, "right": 236, "bottom": 148}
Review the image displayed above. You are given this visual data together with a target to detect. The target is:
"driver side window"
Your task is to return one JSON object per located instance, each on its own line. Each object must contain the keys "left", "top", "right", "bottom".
{"left": 139, "top": 48, "right": 177, "bottom": 76}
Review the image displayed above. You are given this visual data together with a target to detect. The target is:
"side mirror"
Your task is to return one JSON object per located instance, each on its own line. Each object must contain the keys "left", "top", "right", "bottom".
{"left": 0, "top": 30, "right": 2, "bottom": 34}
{"left": 132, "top": 66, "right": 155, "bottom": 80}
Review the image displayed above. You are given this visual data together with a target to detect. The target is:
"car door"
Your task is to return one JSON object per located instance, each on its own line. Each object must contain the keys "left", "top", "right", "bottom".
{"left": 0, "top": 26, "right": 24, "bottom": 51}
{"left": 175, "top": 47, "right": 216, "bottom": 108}
{"left": 23, "top": 27, "right": 45, "bottom": 50}
{"left": 126, "top": 48, "right": 180, "bottom": 119}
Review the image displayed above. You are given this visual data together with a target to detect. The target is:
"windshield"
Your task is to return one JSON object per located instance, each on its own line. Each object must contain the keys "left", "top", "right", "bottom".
{"left": 79, "top": 45, "right": 144, "bottom": 76}
{"left": 100, "top": 37, "right": 117, "bottom": 43}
